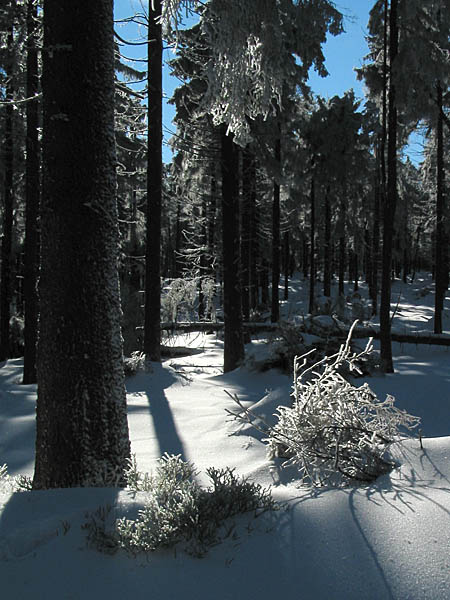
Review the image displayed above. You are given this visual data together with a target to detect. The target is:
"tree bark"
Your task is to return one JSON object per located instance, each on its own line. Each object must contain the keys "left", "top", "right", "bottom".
{"left": 283, "top": 230, "right": 289, "bottom": 301}
{"left": 0, "top": 24, "right": 14, "bottom": 363}
{"left": 323, "top": 186, "right": 331, "bottom": 297}
{"left": 434, "top": 80, "right": 445, "bottom": 334}
{"left": 308, "top": 175, "right": 316, "bottom": 314}
{"left": 23, "top": 0, "right": 40, "bottom": 384}
{"left": 271, "top": 138, "right": 281, "bottom": 323}
{"left": 338, "top": 196, "right": 346, "bottom": 296}
{"left": 241, "top": 148, "right": 253, "bottom": 321}
{"left": 144, "top": 0, "right": 163, "bottom": 361}
{"left": 34, "top": 0, "right": 130, "bottom": 489}
{"left": 379, "top": 0, "right": 398, "bottom": 373}
{"left": 221, "top": 129, "right": 244, "bottom": 372}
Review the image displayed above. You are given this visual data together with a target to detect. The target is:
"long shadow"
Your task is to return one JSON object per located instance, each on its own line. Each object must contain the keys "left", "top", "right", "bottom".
{"left": 126, "top": 363, "right": 187, "bottom": 461}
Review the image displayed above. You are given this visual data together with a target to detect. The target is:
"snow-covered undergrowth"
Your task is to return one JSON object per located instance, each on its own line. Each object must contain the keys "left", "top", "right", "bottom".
{"left": 1, "top": 273, "right": 449, "bottom": 600}
{"left": 231, "top": 325, "right": 420, "bottom": 486}
{"left": 84, "top": 453, "right": 276, "bottom": 558}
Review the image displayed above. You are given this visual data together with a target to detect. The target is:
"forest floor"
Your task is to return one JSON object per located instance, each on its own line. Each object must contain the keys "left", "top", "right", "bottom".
{"left": 0, "top": 273, "right": 449, "bottom": 600}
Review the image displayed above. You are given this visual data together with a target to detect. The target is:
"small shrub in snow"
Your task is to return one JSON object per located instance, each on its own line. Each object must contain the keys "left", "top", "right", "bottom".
{"left": 0, "top": 464, "right": 33, "bottom": 492}
{"left": 123, "top": 351, "right": 146, "bottom": 377}
{"left": 230, "top": 322, "right": 420, "bottom": 486}
{"left": 85, "top": 454, "right": 276, "bottom": 558}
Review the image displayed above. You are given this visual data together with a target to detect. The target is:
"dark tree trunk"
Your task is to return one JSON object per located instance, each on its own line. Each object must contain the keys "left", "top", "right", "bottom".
{"left": 353, "top": 244, "right": 359, "bottom": 292}
{"left": 249, "top": 162, "right": 258, "bottom": 311}
{"left": 308, "top": 176, "right": 316, "bottom": 314}
{"left": 260, "top": 259, "right": 269, "bottom": 306}
{"left": 379, "top": 0, "right": 398, "bottom": 373}
{"left": 364, "top": 225, "right": 372, "bottom": 285}
{"left": 271, "top": 138, "right": 281, "bottom": 323}
{"left": 23, "top": 0, "right": 40, "bottom": 384}
{"left": 283, "top": 230, "right": 289, "bottom": 301}
{"left": 434, "top": 81, "right": 445, "bottom": 334}
{"left": 0, "top": 25, "right": 14, "bottom": 363}
{"left": 144, "top": 0, "right": 162, "bottom": 361}
{"left": 338, "top": 196, "right": 346, "bottom": 296}
{"left": 175, "top": 198, "right": 183, "bottom": 277}
{"left": 371, "top": 158, "right": 381, "bottom": 315}
{"left": 221, "top": 130, "right": 244, "bottom": 372}
{"left": 198, "top": 194, "right": 208, "bottom": 320}
{"left": 241, "top": 148, "right": 253, "bottom": 321}
{"left": 34, "top": 0, "right": 130, "bottom": 489}
{"left": 323, "top": 186, "right": 331, "bottom": 297}
{"left": 302, "top": 234, "right": 308, "bottom": 279}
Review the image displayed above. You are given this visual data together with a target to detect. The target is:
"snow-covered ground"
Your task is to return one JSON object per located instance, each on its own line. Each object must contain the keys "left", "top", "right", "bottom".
{"left": 1, "top": 273, "right": 449, "bottom": 600}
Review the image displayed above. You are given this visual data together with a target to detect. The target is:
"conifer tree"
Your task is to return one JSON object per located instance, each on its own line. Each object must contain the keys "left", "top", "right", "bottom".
{"left": 34, "top": 0, "right": 130, "bottom": 489}
{"left": 23, "top": 0, "right": 40, "bottom": 384}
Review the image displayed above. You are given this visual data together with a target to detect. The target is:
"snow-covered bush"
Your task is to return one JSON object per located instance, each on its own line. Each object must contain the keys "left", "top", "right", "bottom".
{"left": 161, "top": 277, "right": 216, "bottom": 323}
{"left": 0, "top": 463, "right": 33, "bottom": 492}
{"left": 231, "top": 323, "right": 420, "bottom": 486}
{"left": 123, "top": 351, "right": 146, "bottom": 376}
{"left": 268, "top": 325, "right": 420, "bottom": 485}
{"left": 85, "top": 454, "right": 276, "bottom": 558}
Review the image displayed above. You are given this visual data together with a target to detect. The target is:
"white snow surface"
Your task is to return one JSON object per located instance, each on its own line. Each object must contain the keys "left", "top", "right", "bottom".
{"left": 1, "top": 274, "right": 450, "bottom": 599}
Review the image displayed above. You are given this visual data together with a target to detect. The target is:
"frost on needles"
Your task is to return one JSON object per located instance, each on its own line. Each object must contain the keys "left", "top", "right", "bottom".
{"left": 229, "top": 321, "right": 421, "bottom": 487}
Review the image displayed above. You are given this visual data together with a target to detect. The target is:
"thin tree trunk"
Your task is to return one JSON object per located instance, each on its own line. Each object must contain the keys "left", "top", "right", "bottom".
{"left": 302, "top": 234, "right": 308, "bottom": 279}
{"left": 221, "top": 129, "right": 244, "bottom": 372}
{"left": 23, "top": 0, "right": 40, "bottom": 384}
{"left": 241, "top": 148, "right": 253, "bottom": 321}
{"left": 249, "top": 161, "right": 258, "bottom": 311}
{"left": 338, "top": 196, "right": 346, "bottom": 296}
{"left": 0, "top": 24, "right": 14, "bottom": 363}
{"left": 323, "top": 186, "right": 331, "bottom": 297}
{"left": 370, "top": 148, "right": 381, "bottom": 315}
{"left": 380, "top": 0, "right": 398, "bottom": 373}
{"left": 144, "top": 0, "right": 162, "bottom": 361}
{"left": 34, "top": 0, "right": 130, "bottom": 489}
{"left": 308, "top": 175, "right": 316, "bottom": 314}
{"left": 434, "top": 80, "right": 445, "bottom": 334}
{"left": 284, "top": 230, "right": 289, "bottom": 301}
{"left": 271, "top": 138, "right": 281, "bottom": 323}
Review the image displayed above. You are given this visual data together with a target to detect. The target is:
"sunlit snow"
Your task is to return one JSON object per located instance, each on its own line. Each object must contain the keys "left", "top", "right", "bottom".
{"left": 1, "top": 273, "right": 449, "bottom": 600}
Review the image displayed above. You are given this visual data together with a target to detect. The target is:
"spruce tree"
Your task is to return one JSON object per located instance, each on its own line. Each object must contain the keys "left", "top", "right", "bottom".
{"left": 34, "top": 0, "right": 130, "bottom": 489}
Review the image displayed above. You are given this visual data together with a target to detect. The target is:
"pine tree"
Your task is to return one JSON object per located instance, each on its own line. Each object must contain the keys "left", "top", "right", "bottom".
{"left": 22, "top": 0, "right": 40, "bottom": 384}
{"left": 144, "top": 0, "right": 163, "bottom": 361}
{"left": 34, "top": 0, "right": 130, "bottom": 489}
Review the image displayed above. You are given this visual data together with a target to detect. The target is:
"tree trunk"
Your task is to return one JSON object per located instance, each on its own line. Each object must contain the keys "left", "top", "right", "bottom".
{"left": 434, "top": 80, "right": 445, "bottom": 334}
{"left": 271, "top": 138, "right": 281, "bottom": 323}
{"left": 249, "top": 160, "right": 258, "bottom": 311}
{"left": 283, "top": 230, "right": 289, "bottom": 301}
{"left": 23, "top": 0, "right": 40, "bottom": 384}
{"left": 338, "top": 196, "right": 346, "bottom": 296}
{"left": 241, "top": 148, "right": 253, "bottom": 321}
{"left": 308, "top": 175, "right": 316, "bottom": 314}
{"left": 144, "top": 0, "right": 163, "bottom": 361}
{"left": 221, "top": 129, "right": 244, "bottom": 372}
{"left": 0, "top": 24, "right": 14, "bottom": 363}
{"left": 323, "top": 186, "right": 331, "bottom": 297}
{"left": 379, "top": 0, "right": 398, "bottom": 373}
{"left": 370, "top": 149, "right": 381, "bottom": 316}
{"left": 34, "top": 0, "right": 130, "bottom": 489}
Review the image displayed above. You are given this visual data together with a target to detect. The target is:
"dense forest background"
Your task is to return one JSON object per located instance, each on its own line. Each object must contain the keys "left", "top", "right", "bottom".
{"left": 0, "top": 0, "right": 448, "bottom": 487}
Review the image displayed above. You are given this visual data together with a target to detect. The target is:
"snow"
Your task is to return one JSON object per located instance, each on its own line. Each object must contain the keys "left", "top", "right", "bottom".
{"left": 1, "top": 273, "right": 449, "bottom": 600}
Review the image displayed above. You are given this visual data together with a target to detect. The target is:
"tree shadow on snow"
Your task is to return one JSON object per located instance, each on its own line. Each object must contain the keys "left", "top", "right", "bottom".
{"left": 126, "top": 363, "right": 188, "bottom": 462}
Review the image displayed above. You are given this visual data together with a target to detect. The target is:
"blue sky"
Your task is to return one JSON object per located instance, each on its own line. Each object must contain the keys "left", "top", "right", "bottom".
{"left": 114, "top": 1, "right": 421, "bottom": 164}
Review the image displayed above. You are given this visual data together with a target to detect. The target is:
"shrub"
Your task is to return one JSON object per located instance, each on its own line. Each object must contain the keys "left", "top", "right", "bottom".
{"left": 230, "top": 322, "right": 420, "bottom": 486}
{"left": 85, "top": 454, "right": 276, "bottom": 558}
{"left": 123, "top": 351, "right": 146, "bottom": 376}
